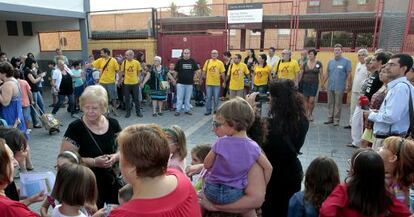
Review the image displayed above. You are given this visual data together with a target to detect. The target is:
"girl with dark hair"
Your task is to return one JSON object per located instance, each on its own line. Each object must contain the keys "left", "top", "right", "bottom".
{"left": 253, "top": 54, "right": 271, "bottom": 93}
{"left": 246, "top": 79, "right": 309, "bottom": 217}
{"left": 24, "top": 58, "right": 46, "bottom": 128}
{"left": 320, "top": 149, "right": 411, "bottom": 217}
{"left": 298, "top": 49, "right": 323, "bottom": 121}
{"left": 288, "top": 156, "right": 340, "bottom": 217}
{"left": 243, "top": 49, "right": 258, "bottom": 95}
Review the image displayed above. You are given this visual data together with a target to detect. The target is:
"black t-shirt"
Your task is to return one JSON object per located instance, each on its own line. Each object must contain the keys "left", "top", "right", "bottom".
{"left": 5, "top": 181, "right": 19, "bottom": 201}
{"left": 59, "top": 73, "right": 73, "bottom": 95}
{"left": 174, "top": 58, "right": 199, "bottom": 85}
{"left": 364, "top": 71, "right": 383, "bottom": 101}
{"left": 64, "top": 117, "right": 121, "bottom": 157}
{"left": 24, "top": 68, "right": 40, "bottom": 92}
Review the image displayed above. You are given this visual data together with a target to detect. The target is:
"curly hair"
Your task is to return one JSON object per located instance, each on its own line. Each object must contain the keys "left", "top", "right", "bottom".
{"left": 268, "top": 79, "right": 306, "bottom": 136}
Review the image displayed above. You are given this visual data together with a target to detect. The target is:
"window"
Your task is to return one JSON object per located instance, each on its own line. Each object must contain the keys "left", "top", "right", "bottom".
{"left": 250, "top": 30, "right": 261, "bottom": 36}
{"left": 332, "top": 0, "right": 344, "bottom": 6}
{"left": 309, "top": 0, "right": 320, "bottom": 6}
{"left": 38, "top": 31, "right": 81, "bottom": 51}
{"left": 357, "top": 0, "right": 368, "bottom": 5}
{"left": 22, "top": 22, "right": 33, "bottom": 36}
{"left": 229, "top": 29, "right": 236, "bottom": 36}
{"left": 278, "top": 29, "right": 290, "bottom": 36}
{"left": 6, "top": 21, "right": 18, "bottom": 36}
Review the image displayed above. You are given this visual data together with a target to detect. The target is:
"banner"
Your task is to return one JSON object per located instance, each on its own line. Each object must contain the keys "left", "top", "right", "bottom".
{"left": 227, "top": 3, "right": 263, "bottom": 29}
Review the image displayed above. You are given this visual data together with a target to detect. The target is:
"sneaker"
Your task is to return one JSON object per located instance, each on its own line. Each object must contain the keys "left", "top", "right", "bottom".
{"left": 152, "top": 113, "right": 157, "bottom": 117}
{"left": 344, "top": 125, "right": 351, "bottom": 129}
{"left": 33, "top": 124, "right": 42, "bottom": 128}
{"left": 185, "top": 112, "right": 192, "bottom": 115}
{"left": 125, "top": 111, "right": 131, "bottom": 118}
{"left": 333, "top": 122, "right": 339, "bottom": 126}
{"left": 204, "top": 112, "right": 211, "bottom": 116}
{"left": 174, "top": 112, "right": 180, "bottom": 116}
{"left": 324, "top": 120, "right": 334, "bottom": 124}
{"left": 158, "top": 112, "right": 163, "bottom": 116}
{"left": 136, "top": 111, "right": 143, "bottom": 118}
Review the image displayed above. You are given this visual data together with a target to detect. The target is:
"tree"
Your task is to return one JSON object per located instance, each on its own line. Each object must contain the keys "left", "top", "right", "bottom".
{"left": 191, "top": 0, "right": 211, "bottom": 17}
{"left": 170, "top": 2, "right": 179, "bottom": 17}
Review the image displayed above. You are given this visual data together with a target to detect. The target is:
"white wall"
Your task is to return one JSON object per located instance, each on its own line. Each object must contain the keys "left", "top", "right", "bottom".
{"left": 0, "top": 0, "right": 84, "bottom": 12}
{"left": 0, "top": 19, "right": 83, "bottom": 60}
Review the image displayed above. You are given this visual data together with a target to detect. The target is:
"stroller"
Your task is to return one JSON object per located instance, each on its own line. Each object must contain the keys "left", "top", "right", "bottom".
{"left": 31, "top": 105, "right": 60, "bottom": 135}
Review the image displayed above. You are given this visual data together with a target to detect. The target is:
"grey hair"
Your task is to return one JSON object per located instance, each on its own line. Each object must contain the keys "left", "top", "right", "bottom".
{"left": 154, "top": 56, "right": 162, "bottom": 63}
{"left": 357, "top": 49, "right": 368, "bottom": 56}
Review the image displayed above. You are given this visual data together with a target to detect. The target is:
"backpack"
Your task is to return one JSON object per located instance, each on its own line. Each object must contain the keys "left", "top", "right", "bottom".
{"left": 85, "top": 68, "right": 96, "bottom": 86}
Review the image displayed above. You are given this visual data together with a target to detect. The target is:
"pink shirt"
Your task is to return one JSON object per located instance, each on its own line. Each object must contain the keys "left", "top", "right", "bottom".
{"left": 109, "top": 169, "right": 201, "bottom": 217}
{"left": 18, "top": 79, "right": 31, "bottom": 107}
{"left": 168, "top": 156, "right": 186, "bottom": 174}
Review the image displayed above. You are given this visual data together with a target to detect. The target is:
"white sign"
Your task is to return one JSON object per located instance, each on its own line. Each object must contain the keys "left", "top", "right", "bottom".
{"left": 227, "top": 3, "right": 263, "bottom": 24}
{"left": 171, "top": 49, "right": 183, "bottom": 58}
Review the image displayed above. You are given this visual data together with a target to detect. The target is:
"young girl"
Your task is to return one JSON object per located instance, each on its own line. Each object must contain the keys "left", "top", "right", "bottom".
{"left": 288, "top": 156, "right": 340, "bottom": 217}
{"left": 188, "top": 144, "right": 211, "bottom": 192}
{"left": 379, "top": 136, "right": 414, "bottom": 206}
{"left": 320, "top": 149, "right": 411, "bottom": 217}
{"left": 40, "top": 151, "right": 82, "bottom": 217}
{"left": 203, "top": 97, "right": 273, "bottom": 217}
{"left": 51, "top": 164, "right": 97, "bottom": 217}
{"left": 163, "top": 125, "right": 187, "bottom": 173}
{"left": 167, "top": 63, "right": 177, "bottom": 111}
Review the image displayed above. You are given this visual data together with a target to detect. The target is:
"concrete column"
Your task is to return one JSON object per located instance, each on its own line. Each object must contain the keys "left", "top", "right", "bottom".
{"left": 79, "top": 0, "right": 90, "bottom": 60}
{"left": 240, "top": 29, "right": 246, "bottom": 51}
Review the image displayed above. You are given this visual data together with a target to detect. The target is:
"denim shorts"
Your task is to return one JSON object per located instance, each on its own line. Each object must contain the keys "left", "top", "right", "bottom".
{"left": 204, "top": 182, "right": 244, "bottom": 205}
{"left": 22, "top": 106, "right": 31, "bottom": 124}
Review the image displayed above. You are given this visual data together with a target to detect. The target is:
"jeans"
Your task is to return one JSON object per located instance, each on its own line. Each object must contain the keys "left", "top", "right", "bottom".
{"left": 30, "top": 91, "right": 45, "bottom": 126}
{"left": 206, "top": 85, "right": 220, "bottom": 113}
{"left": 52, "top": 94, "right": 75, "bottom": 115}
{"left": 254, "top": 85, "right": 268, "bottom": 94}
{"left": 176, "top": 83, "right": 193, "bottom": 112}
{"left": 123, "top": 84, "right": 140, "bottom": 113}
{"left": 204, "top": 183, "right": 244, "bottom": 205}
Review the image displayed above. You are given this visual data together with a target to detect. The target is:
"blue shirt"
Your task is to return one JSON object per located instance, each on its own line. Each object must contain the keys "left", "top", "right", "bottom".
{"left": 327, "top": 57, "right": 352, "bottom": 91}
{"left": 288, "top": 191, "right": 318, "bottom": 217}
{"left": 368, "top": 76, "right": 414, "bottom": 135}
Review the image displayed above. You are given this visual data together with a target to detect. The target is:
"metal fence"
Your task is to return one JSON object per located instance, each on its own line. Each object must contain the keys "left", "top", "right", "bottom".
{"left": 87, "top": 0, "right": 414, "bottom": 54}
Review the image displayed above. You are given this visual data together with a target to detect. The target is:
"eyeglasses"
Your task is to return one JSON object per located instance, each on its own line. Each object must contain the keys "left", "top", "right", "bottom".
{"left": 212, "top": 120, "right": 223, "bottom": 129}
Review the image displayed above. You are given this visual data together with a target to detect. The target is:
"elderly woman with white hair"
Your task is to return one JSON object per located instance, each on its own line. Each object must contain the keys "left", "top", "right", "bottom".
{"left": 142, "top": 56, "right": 176, "bottom": 116}
{"left": 59, "top": 85, "right": 122, "bottom": 208}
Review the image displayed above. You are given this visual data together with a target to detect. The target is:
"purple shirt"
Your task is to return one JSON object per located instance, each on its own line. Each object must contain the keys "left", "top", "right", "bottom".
{"left": 204, "top": 136, "right": 261, "bottom": 189}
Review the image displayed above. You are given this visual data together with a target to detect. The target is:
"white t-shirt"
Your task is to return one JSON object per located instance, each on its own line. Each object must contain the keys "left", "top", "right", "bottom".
{"left": 52, "top": 69, "right": 63, "bottom": 91}
{"left": 267, "top": 54, "right": 280, "bottom": 69}
{"left": 52, "top": 205, "right": 88, "bottom": 217}
{"left": 352, "top": 62, "right": 368, "bottom": 93}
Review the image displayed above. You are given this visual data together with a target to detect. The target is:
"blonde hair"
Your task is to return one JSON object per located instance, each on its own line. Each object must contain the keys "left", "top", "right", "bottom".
{"left": 163, "top": 125, "right": 187, "bottom": 160}
{"left": 79, "top": 85, "right": 108, "bottom": 113}
{"left": 215, "top": 97, "right": 255, "bottom": 131}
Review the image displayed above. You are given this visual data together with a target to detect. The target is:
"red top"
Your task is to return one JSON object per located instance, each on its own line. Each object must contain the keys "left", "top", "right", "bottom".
{"left": 0, "top": 195, "right": 39, "bottom": 217}
{"left": 320, "top": 184, "right": 411, "bottom": 217}
{"left": 109, "top": 169, "right": 201, "bottom": 217}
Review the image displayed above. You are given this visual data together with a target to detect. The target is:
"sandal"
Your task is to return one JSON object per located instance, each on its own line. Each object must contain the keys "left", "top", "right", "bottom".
{"left": 152, "top": 113, "right": 157, "bottom": 117}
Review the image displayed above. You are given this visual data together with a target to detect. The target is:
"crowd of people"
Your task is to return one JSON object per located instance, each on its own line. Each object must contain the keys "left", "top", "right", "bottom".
{"left": 0, "top": 46, "right": 414, "bottom": 217}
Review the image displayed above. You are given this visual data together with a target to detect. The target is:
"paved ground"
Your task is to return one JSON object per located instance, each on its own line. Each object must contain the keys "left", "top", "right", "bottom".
{"left": 25, "top": 93, "right": 355, "bottom": 212}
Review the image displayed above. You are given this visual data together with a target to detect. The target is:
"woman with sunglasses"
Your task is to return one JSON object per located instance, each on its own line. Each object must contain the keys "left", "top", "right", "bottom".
{"left": 379, "top": 137, "right": 414, "bottom": 207}
{"left": 320, "top": 148, "right": 411, "bottom": 217}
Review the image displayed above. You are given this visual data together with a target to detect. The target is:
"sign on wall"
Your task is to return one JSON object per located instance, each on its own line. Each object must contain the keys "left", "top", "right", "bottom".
{"left": 227, "top": 3, "right": 263, "bottom": 29}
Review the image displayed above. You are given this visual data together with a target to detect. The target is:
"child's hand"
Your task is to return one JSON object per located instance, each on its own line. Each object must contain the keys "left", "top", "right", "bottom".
{"left": 185, "top": 164, "right": 203, "bottom": 177}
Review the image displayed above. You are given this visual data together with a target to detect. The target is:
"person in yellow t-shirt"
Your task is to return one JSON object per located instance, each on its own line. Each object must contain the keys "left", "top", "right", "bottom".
{"left": 227, "top": 54, "right": 250, "bottom": 99}
{"left": 202, "top": 50, "right": 225, "bottom": 115}
{"left": 92, "top": 48, "right": 120, "bottom": 115}
{"left": 253, "top": 54, "right": 272, "bottom": 93}
{"left": 120, "top": 50, "right": 142, "bottom": 118}
{"left": 272, "top": 49, "right": 300, "bottom": 85}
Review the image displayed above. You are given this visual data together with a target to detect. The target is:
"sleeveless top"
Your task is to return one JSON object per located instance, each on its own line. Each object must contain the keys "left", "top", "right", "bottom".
{"left": 0, "top": 80, "right": 27, "bottom": 137}
{"left": 301, "top": 61, "right": 322, "bottom": 85}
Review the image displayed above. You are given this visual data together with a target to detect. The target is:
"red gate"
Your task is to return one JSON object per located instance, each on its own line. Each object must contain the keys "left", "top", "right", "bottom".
{"left": 157, "top": 33, "right": 227, "bottom": 65}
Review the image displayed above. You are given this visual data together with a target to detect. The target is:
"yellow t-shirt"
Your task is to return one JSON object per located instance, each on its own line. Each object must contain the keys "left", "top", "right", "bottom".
{"left": 253, "top": 64, "right": 272, "bottom": 86}
{"left": 203, "top": 59, "right": 225, "bottom": 86}
{"left": 92, "top": 57, "right": 119, "bottom": 84}
{"left": 273, "top": 59, "right": 300, "bottom": 81}
{"left": 227, "top": 62, "right": 249, "bottom": 91}
{"left": 121, "top": 59, "right": 141, "bottom": 85}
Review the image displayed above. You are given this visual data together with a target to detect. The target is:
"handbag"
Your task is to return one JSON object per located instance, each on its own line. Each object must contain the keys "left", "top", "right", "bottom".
{"left": 161, "top": 81, "right": 170, "bottom": 90}
{"left": 79, "top": 118, "right": 125, "bottom": 188}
